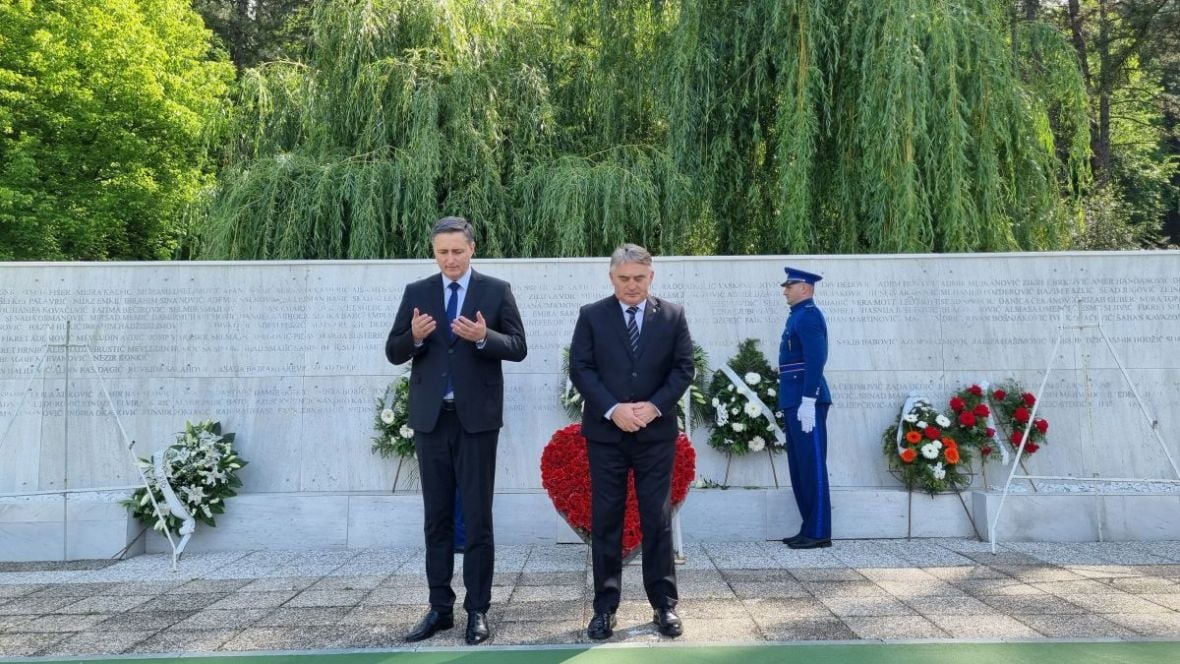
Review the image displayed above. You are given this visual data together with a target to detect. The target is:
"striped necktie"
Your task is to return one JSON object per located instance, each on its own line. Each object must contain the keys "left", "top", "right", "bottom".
{"left": 626, "top": 306, "right": 640, "bottom": 354}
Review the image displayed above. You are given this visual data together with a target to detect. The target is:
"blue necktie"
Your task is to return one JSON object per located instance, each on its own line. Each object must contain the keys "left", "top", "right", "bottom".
{"left": 446, "top": 282, "right": 460, "bottom": 340}
{"left": 626, "top": 306, "right": 640, "bottom": 354}
{"left": 445, "top": 282, "right": 459, "bottom": 396}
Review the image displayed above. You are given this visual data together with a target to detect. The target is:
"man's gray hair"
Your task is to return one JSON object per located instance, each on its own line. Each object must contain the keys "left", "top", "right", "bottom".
{"left": 609, "top": 243, "right": 652, "bottom": 269}
{"left": 432, "top": 216, "right": 475, "bottom": 244}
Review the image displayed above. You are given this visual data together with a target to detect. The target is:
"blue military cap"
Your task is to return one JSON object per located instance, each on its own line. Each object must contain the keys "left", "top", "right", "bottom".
{"left": 781, "top": 267, "right": 823, "bottom": 286}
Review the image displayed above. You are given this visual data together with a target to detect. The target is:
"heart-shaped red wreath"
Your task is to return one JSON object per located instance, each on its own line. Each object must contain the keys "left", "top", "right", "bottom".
{"left": 540, "top": 423, "right": 695, "bottom": 560}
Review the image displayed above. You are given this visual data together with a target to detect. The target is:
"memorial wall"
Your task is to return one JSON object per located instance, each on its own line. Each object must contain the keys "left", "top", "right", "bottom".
{"left": 2, "top": 252, "right": 1179, "bottom": 505}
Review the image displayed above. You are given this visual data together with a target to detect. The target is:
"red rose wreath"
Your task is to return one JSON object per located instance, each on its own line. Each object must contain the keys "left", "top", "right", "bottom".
{"left": 540, "top": 423, "right": 695, "bottom": 560}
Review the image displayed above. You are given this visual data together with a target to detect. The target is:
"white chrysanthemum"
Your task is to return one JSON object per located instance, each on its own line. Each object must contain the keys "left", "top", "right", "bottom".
{"left": 767, "top": 388, "right": 776, "bottom": 397}
{"left": 903, "top": 413, "right": 918, "bottom": 423}
{"left": 748, "top": 436, "right": 766, "bottom": 452}
{"left": 727, "top": 384, "right": 735, "bottom": 391}
{"left": 380, "top": 408, "right": 396, "bottom": 424}
{"left": 935, "top": 414, "right": 951, "bottom": 428}
{"left": 774, "top": 411, "right": 783, "bottom": 419}
{"left": 730, "top": 407, "right": 739, "bottom": 415}
{"left": 743, "top": 401, "right": 761, "bottom": 418}
{"left": 916, "top": 420, "right": 928, "bottom": 430}
{"left": 399, "top": 425, "right": 414, "bottom": 439}
{"left": 711, "top": 397, "right": 721, "bottom": 408}
{"left": 920, "top": 443, "right": 940, "bottom": 460}
{"left": 744, "top": 372, "right": 761, "bottom": 386}
{"left": 931, "top": 462, "right": 946, "bottom": 480}
{"left": 731, "top": 422, "right": 745, "bottom": 432}
{"left": 932, "top": 439, "right": 943, "bottom": 449}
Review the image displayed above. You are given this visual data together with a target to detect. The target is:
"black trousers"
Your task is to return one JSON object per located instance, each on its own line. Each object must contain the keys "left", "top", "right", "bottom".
{"left": 587, "top": 434, "right": 678, "bottom": 614}
{"left": 414, "top": 406, "right": 499, "bottom": 614}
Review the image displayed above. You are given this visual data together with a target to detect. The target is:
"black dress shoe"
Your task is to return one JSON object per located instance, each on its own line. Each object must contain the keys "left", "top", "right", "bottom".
{"left": 781, "top": 533, "right": 804, "bottom": 545}
{"left": 465, "top": 611, "right": 490, "bottom": 645}
{"left": 786, "top": 535, "right": 832, "bottom": 549}
{"left": 586, "top": 612, "right": 616, "bottom": 640}
{"left": 653, "top": 607, "right": 683, "bottom": 637}
{"left": 404, "top": 609, "right": 453, "bottom": 642}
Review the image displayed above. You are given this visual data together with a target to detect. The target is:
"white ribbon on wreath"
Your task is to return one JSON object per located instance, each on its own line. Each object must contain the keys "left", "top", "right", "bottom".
{"left": 716, "top": 364, "right": 785, "bottom": 445}
{"left": 977, "top": 381, "right": 1010, "bottom": 465}
{"left": 152, "top": 451, "right": 196, "bottom": 555}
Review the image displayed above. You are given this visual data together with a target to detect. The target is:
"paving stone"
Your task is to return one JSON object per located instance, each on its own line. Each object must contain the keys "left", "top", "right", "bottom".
{"left": 817, "top": 595, "right": 915, "bottom": 617}
{"left": 874, "top": 580, "right": 967, "bottom": 598}
{"left": 28, "top": 583, "right": 117, "bottom": 598}
{"left": 1103, "top": 612, "right": 1180, "bottom": 636}
{"left": 954, "top": 579, "right": 1047, "bottom": 596}
{"left": 509, "top": 584, "right": 583, "bottom": 602}
{"left": 802, "top": 580, "right": 891, "bottom": 597}
{"left": 978, "top": 594, "right": 1088, "bottom": 614}
{"left": 491, "top": 619, "right": 588, "bottom": 645}
{"left": 677, "top": 581, "right": 738, "bottom": 600}
{"left": 1014, "top": 613, "right": 1138, "bottom": 638}
{"left": 756, "top": 616, "right": 857, "bottom": 641}
{"left": 0, "top": 596, "right": 86, "bottom": 615}
{"left": 0, "top": 585, "right": 43, "bottom": 599}
{"left": 1140, "top": 593, "right": 1180, "bottom": 610}
{"left": 252, "top": 606, "right": 352, "bottom": 627}
{"left": 1059, "top": 592, "right": 1173, "bottom": 614}
{"left": 719, "top": 568, "right": 796, "bottom": 583}
{"left": 308, "top": 575, "right": 387, "bottom": 591}
{"left": 924, "top": 566, "right": 1009, "bottom": 582}
{"left": 989, "top": 565, "right": 1084, "bottom": 582}
{"left": 926, "top": 614, "right": 1040, "bottom": 639}
{"left": 673, "top": 617, "right": 763, "bottom": 643}
{"left": 498, "top": 600, "right": 583, "bottom": 623}
{"left": 95, "top": 610, "right": 195, "bottom": 632}
{"left": 1104, "top": 577, "right": 1180, "bottom": 594}
{"left": 0, "top": 633, "right": 65, "bottom": 657}
{"left": 361, "top": 586, "right": 424, "bottom": 605}
{"left": 667, "top": 599, "right": 750, "bottom": 620}
{"left": 338, "top": 604, "right": 424, "bottom": 626}
{"left": 219, "top": 626, "right": 347, "bottom": 652}
{"left": 1031, "top": 579, "right": 1124, "bottom": 595}
{"left": 102, "top": 580, "right": 185, "bottom": 596}
{"left": 330, "top": 624, "right": 410, "bottom": 649}
{"left": 0, "top": 614, "right": 34, "bottom": 631}
{"left": 902, "top": 594, "right": 1000, "bottom": 616}
{"left": 744, "top": 597, "right": 834, "bottom": 620}
{"left": 787, "top": 567, "right": 866, "bottom": 582}
{"left": 128, "top": 628, "right": 239, "bottom": 655}
{"left": 169, "top": 579, "right": 254, "bottom": 594}
{"left": 517, "top": 571, "right": 583, "bottom": 586}
{"left": 730, "top": 580, "right": 809, "bottom": 599}
{"left": 9, "top": 613, "right": 109, "bottom": 632}
{"left": 842, "top": 615, "right": 945, "bottom": 639}
{"left": 35, "top": 630, "right": 155, "bottom": 657}
{"left": 855, "top": 568, "right": 940, "bottom": 583}
{"left": 237, "top": 577, "right": 318, "bottom": 593}
{"left": 204, "top": 591, "right": 299, "bottom": 610}
{"left": 53, "top": 595, "right": 152, "bottom": 613}
{"left": 132, "top": 592, "right": 229, "bottom": 612}
{"left": 959, "top": 551, "right": 1043, "bottom": 565}
{"left": 284, "top": 588, "right": 369, "bottom": 608}
{"left": 173, "top": 608, "right": 271, "bottom": 630}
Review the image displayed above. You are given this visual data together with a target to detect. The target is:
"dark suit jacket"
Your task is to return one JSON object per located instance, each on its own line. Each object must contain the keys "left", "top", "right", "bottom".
{"left": 386, "top": 270, "right": 527, "bottom": 434}
{"left": 569, "top": 295, "right": 694, "bottom": 443}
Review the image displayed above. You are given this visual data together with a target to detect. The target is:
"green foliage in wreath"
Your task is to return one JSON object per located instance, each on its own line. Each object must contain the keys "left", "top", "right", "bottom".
{"left": 124, "top": 420, "right": 246, "bottom": 531}
{"left": 372, "top": 376, "right": 415, "bottom": 459}
{"left": 703, "top": 339, "right": 783, "bottom": 456}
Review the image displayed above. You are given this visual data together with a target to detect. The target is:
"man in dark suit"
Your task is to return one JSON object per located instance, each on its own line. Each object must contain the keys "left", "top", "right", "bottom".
{"left": 776, "top": 267, "right": 833, "bottom": 550}
{"left": 385, "top": 216, "right": 527, "bottom": 645}
{"left": 569, "top": 243, "right": 695, "bottom": 640}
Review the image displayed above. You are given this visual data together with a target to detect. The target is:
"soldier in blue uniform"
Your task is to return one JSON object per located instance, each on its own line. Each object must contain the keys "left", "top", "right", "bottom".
{"left": 777, "top": 267, "right": 833, "bottom": 549}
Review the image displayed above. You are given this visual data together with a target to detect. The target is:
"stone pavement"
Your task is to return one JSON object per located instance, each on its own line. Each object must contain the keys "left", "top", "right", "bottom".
{"left": 2, "top": 539, "right": 1180, "bottom": 659}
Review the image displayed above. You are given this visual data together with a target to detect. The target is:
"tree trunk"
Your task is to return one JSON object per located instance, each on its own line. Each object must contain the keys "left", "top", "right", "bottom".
{"left": 1094, "top": 0, "right": 1113, "bottom": 182}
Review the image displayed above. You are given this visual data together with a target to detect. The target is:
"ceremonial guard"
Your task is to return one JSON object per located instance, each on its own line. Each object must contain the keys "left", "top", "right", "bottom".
{"left": 777, "top": 267, "right": 833, "bottom": 549}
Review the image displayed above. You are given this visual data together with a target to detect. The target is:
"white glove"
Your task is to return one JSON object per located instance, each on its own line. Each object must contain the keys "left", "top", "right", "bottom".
{"left": 797, "top": 396, "right": 817, "bottom": 433}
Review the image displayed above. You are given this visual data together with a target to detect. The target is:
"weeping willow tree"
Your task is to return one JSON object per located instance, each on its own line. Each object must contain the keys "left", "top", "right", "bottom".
{"left": 192, "top": 0, "right": 1089, "bottom": 259}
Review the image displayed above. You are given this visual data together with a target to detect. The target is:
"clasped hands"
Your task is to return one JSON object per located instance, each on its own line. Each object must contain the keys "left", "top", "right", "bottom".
{"left": 410, "top": 307, "right": 487, "bottom": 344}
{"left": 610, "top": 402, "right": 660, "bottom": 433}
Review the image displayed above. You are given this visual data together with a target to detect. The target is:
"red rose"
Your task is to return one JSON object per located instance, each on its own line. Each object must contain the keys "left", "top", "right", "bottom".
{"left": 924, "top": 425, "right": 941, "bottom": 440}
{"left": 993, "top": 389, "right": 1006, "bottom": 400}
{"left": 958, "top": 412, "right": 976, "bottom": 427}
{"left": 949, "top": 396, "right": 966, "bottom": 412}
{"left": 973, "top": 404, "right": 990, "bottom": 417}
{"left": 981, "top": 446, "right": 992, "bottom": 456}
{"left": 968, "top": 385, "right": 983, "bottom": 396}
{"left": 986, "top": 427, "right": 996, "bottom": 437}
{"left": 900, "top": 448, "right": 917, "bottom": 463}
{"left": 1011, "top": 430, "right": 1026, "bottom": 443}
{"left": 1014, "top": 406, "right": 1030, "bottom": 423}
{"left": 1034, "top": 418, "right": 1049, "bottom": 434}
{"left": 1022, "top": 392, "right": 1036, "bottom": 406}
{"left": 1024, "top": 442, "right": 1040, "bottom": 454}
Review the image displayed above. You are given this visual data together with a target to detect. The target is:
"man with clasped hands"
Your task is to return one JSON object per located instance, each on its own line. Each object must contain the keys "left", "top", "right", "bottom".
{"left": 385, "top": 216, "right": 527, "bottom": 645}
{"left": 569, "top": 243, "right": 695, "bottom": 640}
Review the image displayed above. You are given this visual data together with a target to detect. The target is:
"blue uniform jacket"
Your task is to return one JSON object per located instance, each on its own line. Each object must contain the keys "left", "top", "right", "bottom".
{"left": 778, "top": 298, "right": 832, "bottom": 408}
